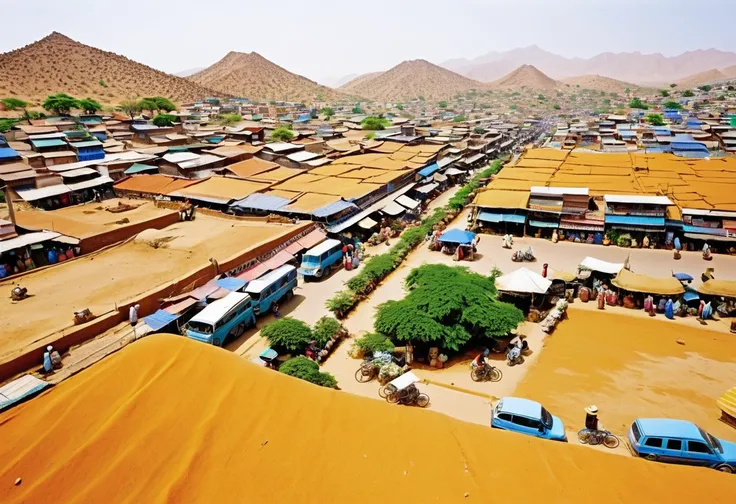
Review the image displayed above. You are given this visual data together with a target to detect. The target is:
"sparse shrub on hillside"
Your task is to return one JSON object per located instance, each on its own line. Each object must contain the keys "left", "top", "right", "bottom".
{"left": 670, "top": 83, "right": 677, "bottom": 88}
{"left": 698, "top": 85, "right": 712, "bottom": 92}
{"left": 0, "top": 118, "right": 18, "bottom": 132}
{"left": 216, "top": 113, "right": 241, "bottom": 125}
{"left": 320, "top": 107, "right": 334, "bottom": 117}
{"left": 660, "top": 90, "right": 670, "bottom": 97}
{"left": 682, "top": 90, "right": 695, "bottom": 97}
{"left": 99, "top": 79, "right": 108, "bottom": 88}
{"left": 553, "top": 104, "right": 561, "bottom": 110}
{"left": 270, "top": 126, "right": 294, "bottom": 142}
{"left": 396, "top": 103, "right": 404, "bottom": 110}
{"left": 628, "top": 97, "right": 648, "bottom": 109}
{"left": 352, "top": 104, "right": 363, "bottom": 114}
{"left": 1, "top": 97, "right": 27, "bottom": 111}
{"left": 438, "top": 101, "right": 448, "bottom": 108}
{"left": 118, "top": 100, "right": 141, "bottom": 119}
{"left": 453, "top": 115, "right": 466, "bottom": 122}
{"left": 361, "top": 116, "right": 389, "bottom": 130}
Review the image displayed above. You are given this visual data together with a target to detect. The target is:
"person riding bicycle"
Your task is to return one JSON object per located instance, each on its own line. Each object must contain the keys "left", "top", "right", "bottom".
{"left": 585, "top": 405, "right": 601, "bottom": 432}
{"left": 472, "top": 348, "right": 490, "bottom": 369}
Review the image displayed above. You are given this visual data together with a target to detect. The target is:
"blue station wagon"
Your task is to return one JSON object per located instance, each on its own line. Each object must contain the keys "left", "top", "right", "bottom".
{"left": 491, "top": 397, "right": 567, "bottom": 442}
{"left": 628, "top": 418, "right": 736, "bottom": 473}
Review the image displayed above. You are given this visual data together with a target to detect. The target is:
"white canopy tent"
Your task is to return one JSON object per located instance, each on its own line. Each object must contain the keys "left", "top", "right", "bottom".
{"left": 578, "top": 257, "right": 625, "bottom": 275}
{"left": 495, "top": 267, "right": 552, "bottom": 295}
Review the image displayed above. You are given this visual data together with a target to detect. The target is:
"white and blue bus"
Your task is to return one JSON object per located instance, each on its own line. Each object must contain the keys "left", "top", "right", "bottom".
{"left": 298, "top": 239, "right": 343, "bottom": 281}
{"left": 245, "top": 264, "right": 298, "bottom": 316}
{"left": 184, "top": 292, "right": 256, "bottom": 347}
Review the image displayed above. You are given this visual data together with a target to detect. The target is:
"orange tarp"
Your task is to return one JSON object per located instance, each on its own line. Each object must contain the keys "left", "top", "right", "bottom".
{"left": 1, "top": 335, "right": 731, "bottom": 503}
{"left": 114, "top": 175, "right": 200, "bottom": 195}
{"left": 474, "top": 189, "right": 529, "bottom": 209}
{"left": 249, "top": 167, "right": 305, "bottom": 183}
{"left": 225, "top": 158, "right": 279, "bottom": 178}
{"left": 174, "top": 176, "right": 271, "bottom": 201}
{"left": 286, "top": 192, "right": 339, "bottom": 212}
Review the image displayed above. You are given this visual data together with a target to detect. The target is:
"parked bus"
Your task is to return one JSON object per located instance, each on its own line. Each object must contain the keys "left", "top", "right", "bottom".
{"left": 245, "top": 264, "right": 298, "bottom": 316}
{"left": 298, "top": 239, "right": 343, "bottom": 281}
{"left": 184, "top": 292, "right": 256, "bottom": 347}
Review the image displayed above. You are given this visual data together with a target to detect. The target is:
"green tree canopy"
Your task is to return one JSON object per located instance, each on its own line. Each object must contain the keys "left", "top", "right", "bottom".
{"left": 312, "top": 316, "right": 342, "bottom": 347}
{"left": 118, "top": 100, "right": 141, "bottom": 120}
{"left": 144, "top": 96, "right": 176, "bottom": 112}
{"left": 138, "top": 98, "right": 159, "bottom": 116}
{"left": 453, "top": 114, "right": 466, "bottom": 122}
{"left": 1, "top": 98, "right": 28, "bottom": 111}
{"left": 42, "top": 93, "right": 79, "bottom": 115}
{"left": 663, "top": 101, "right": 683, "bottom": 110}
{"left": 279, "top": 356, "right": 337, "bottom": 388}
{"left": 647, "top": 113, "right": 665, "bottom": 126}
{"left": 438, "top": 101, "right": 448, "bottom": 108}
{"left": 628, "top": 97, "right": 648, "bottom": 109}
{"left": 262, "top": 317, "right": 313, "bottom": 352}
{"left": 396, "top": 103, "right": 404, "bottom": 110}
{"left": 270, "top": 126, "right": 294, "bottom": 142}
{"left": 698, "top": 85, "right": 712, "bottom": 92}
{"left": 0, "top": 118, "right": 19, "bottom": 132}
{"left": 320, "top": 107, "right": 334, "bottom": 117}
{"left": 682, "top": 90, "right": 695, "bottom": 97}
{"left": 152, "top": 114, "right": 176, "bottom": 127}
{"left": 553, "top": 104, "right": 561, "bottom": 110}
{"left": 670, "top": 83, "right": 677, "bottom": 88}
{"left": 660, "top": 89, "right": 670, "bottom": 97}
{"left": 373, "top": 264, "right": 524, "bottom": 352}
{"left": 352, "top": 105, "right": 363, "bottom": 114}
{"left": 79, "top": 98, "right": 102, "bottom": 114}
{"left": 361, "top": 116, "right": 390, "bottom": 130}
{"left": 473, "top": 126, "right": 485, "bottom": 134}
{"left": 216, "top": 113, "right": 241, "bottom": 125}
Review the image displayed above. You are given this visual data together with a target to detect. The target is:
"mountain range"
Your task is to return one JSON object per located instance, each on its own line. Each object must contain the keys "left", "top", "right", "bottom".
{"left": 441, "top": 45, "right": 736, "bottom": 85}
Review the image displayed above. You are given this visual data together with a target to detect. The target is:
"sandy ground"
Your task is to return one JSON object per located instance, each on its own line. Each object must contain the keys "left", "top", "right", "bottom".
{"left": 14, "top": 198, "right": 175, "bottom": 238}
{"left": 4, "top": 335, "right": 735, "bottom": 504}
{"left": 0, "top": 215, "right": 301, "bottom": 362}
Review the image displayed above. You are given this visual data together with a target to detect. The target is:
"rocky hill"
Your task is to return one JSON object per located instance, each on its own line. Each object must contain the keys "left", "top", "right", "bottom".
{"left": 490, "top": 65, "right": 558, "bottom": 89}
{"left": 0, "top": 32, "right": 217, "bottom": 105}
{"left": 676, "top": 68, "right": 729, "bottom": 88}
{"left": 343, "top": 60, "right": 483, "bottom": 101}
{"left": 188, "top": 51, "right": 348, "bottom": 103}
{"left": 340, "top": 72, "right": 385, "bottom": 92}
{"left": 560, "top": 74, "right": 646, "bottom": 93}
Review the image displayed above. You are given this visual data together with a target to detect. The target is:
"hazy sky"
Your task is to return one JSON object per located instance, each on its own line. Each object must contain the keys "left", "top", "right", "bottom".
{"left": 3, "top": 0, "right": 735, "bottom": 85}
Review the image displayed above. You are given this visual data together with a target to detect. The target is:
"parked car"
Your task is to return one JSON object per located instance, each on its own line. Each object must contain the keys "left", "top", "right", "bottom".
{"left": 298, "top": 239, "right": 343, "bottom": 281}
{"left": 491, "top": 397, "right": 567, "bottom": 442}
{"left": 628, "top": 418, "right": 736, "bottom": 473}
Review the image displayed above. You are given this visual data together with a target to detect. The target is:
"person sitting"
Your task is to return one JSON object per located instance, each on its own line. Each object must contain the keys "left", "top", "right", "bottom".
{"left": 472, "top": 348, "right": 490, "bottom": 369}
{"left": 585, "top": 405, "right": 600, "bottom": 432}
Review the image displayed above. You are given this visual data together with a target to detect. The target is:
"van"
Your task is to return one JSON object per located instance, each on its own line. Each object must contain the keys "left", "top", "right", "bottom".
{"left": 298, "top": 239, "right": 343, "bottom": 280}
{"left": 185, "top": 292, "right": 256, "bottom": 347}
{"left": 245, "top": 264, "right": 298, "bottom": 316}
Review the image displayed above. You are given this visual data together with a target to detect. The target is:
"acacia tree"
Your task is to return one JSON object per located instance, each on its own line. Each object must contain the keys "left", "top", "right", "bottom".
{"left": 118, "top": 100, "right": 141, "bottom": 120}
{"left": 374, "top": 264, "right": 524, "bottom": 351}
{"left": 145, "top": 96, "right": 176, "bottom": 112}
{"left": 43, "top": 93, "right": 79, "bottom": 115}
{"left": 79, "top": 98, "right": 102, "bottom": 114}
{"left": 270, "top": 126, "right": 294, "bottom": 142}
{"left": 138, "top": 98, "right": 159, "bottom": 116}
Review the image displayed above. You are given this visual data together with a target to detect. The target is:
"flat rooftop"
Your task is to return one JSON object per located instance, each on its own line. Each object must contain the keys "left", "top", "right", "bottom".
{"left": 14, "top": 198, "right": 175, "bottom": 238}
{"left": 0, "top": 215, "right": 305, "bottom": 365}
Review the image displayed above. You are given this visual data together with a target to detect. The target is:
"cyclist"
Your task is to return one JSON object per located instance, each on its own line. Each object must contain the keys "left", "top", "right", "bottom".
{"left": 585, "top": 405, "right": 601, "bottom": 432}
{"left": 472, "top": 348, "right": 490, "bottom": 369}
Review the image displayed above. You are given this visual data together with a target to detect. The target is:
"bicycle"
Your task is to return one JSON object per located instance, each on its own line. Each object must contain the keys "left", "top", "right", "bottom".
{"left": 578, "top": 429, "right": 620, "bottom": 449}
{"left": 470, "top": 363, "right": 503, "bottom": 382}
{"left": 354, "top": 360, "right": 376, "bottom": 383}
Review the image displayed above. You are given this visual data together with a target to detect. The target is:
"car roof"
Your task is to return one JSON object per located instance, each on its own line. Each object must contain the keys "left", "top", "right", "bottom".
{"left": 636, "top": 418, "right": 704, "bottom": 440}
{"left": 304, "top": 238, "right": 341, "bottom": 257}
{"left": 498, "top": 397, "right": 542, "bottom": 419}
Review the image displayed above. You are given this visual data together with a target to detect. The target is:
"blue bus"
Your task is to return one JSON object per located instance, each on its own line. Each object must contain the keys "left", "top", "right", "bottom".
{"left": 184, "top": 292, "right": 256, "bottom": 347}
{"left": 245, "top": 264, "right": 298, "bottom": 316}
{"left": 298, "top": 239, "right": 343, "bottom": 281}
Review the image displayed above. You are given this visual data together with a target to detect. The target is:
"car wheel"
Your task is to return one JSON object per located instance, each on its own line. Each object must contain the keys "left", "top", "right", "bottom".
{"left": 716, "top": 464, "right": 733, "bottom": 474}
{"left": 325, "top": 265, "right": 332, "bottom": 277}
{"left": 213, "top": 338, "right": 221, "bottom": 347}
{"left": 645, "top": 453, "right": 658, "bottom": 461}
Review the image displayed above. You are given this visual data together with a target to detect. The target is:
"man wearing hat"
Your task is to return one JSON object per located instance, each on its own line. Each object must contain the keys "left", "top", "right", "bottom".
{"left": 585, "top": 405, "right": 600, "bottom": 432}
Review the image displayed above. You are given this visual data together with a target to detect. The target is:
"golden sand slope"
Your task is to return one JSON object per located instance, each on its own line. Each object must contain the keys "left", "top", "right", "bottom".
{"left": 1, "top": 335, "right": 734, "bottom": 503}
{"left": 560, "top": 74, "right": 648, "bottom": 93}
{"left": 189, "top": 51, "right": 348, "bottom": 102}
{"left": 490, "top": 64, "right": 558, "bottom": 89}
{"left": 0, "top": 32, "right": 218, "bottom": 105}
{"left": 676, "top": 68, "right": 728, "bottom": 88}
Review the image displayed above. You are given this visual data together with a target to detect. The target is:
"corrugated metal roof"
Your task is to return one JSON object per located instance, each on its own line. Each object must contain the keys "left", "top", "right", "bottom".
{"left": 124, "top": 163, "right": 158, "bottom": 175}
{"left": 0, "top": 375, "right": 50, "bottom": 412}
{"left": 230, "top": 193, "right": 291, "bottom": 212}
{"left": 60, "top": 167, "right": 99, "bottom": 178}
{"left": 265, "top": 142, "right": 302, "bottom": 153}
{"left": 0, "top": 147, "right": 20, "bottom": 160}
{"left": 16, "top": 184, "right": 71, "bottom": 201}
{"left": 31, "top": 139, "right": 67, "bottom": 148}
{"left": 605, "top": 215, "right": 665, "bottom": 227}
{"left": 73, "top": 140, "right": 103, "bottom": 149}
{"left": 65, "top": 175, "right": 114, "bottom": 191}
{"left": 286, "top": 150, "right": 320, "bottom": 163}
{"left": 395, "top": 195, "right": 420, "bottom": 210}
{"left": 0, "top": 230, "right": 61, "bottom": 253}
{"left": 418, "top": 163, "right": 440, "bottom": 177}
{"left": 313, "top": 199, "right": 357, "bottom": 218}
{"left": 163, "top": 152, "right": 199, "bottom": 163}
{"left": 604, "top": 195, "right": 672, "bottom": 205}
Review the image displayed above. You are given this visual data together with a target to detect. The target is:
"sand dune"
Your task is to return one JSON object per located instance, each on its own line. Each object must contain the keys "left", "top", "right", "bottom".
{"left": 490, "top": 64, "right": 558, "bottom": 89}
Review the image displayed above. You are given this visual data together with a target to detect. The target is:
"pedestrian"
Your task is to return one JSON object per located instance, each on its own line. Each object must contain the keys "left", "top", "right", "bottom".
{"left": 129, "top": 304, "right": 140, "bottom": 326}
{"left": 43, "top": 346, "right": 53, "bottom": 373}
{"left": 272, "top": 301, "right": 280, "bottom": 319}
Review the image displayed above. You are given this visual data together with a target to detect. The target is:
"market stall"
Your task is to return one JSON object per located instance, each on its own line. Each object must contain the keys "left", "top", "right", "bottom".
{"left": 430, "top": 228, "right": 478, "bottom": 261}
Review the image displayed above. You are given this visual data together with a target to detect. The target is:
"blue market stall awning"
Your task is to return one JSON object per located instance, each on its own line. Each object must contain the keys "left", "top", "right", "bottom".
{"left": 438, "top": 228, "right": 476, "bottom": 245}
{"left": 528, "top": 219, "right": 559, "bottom": 228}
{"left": 216, "top": 277, "right": 247, "bottom": 291}
{"left": 478, "top": 211, "right": 526, "bottom": 224}
{"left": 666, "top": 219, "right": 683, "bottom": 229}
{"left": 605, "top": 215, "right": 665, "bottom": 227}
{"left": 418, "top": 163, "right": 440, "bottom": 177}
{"left": 313, "top": 199, "right": 357, "bottom": 218}
{"left": 124, "top": 163, "right": 159, "bottom": 175}
{"left": 143, "top": 309, "right": 181, "bottom": 332}
{"left": 683, "top": 289, "right": 700, "bottom": 302}
{"left": 0, "top": 147, "right": 20, "bottom": 161}
{"left": 673, "top": 272, "right": 694, "bottom": 282}
{"left": 682, "top": 224, "right": 727, "bottom": 236}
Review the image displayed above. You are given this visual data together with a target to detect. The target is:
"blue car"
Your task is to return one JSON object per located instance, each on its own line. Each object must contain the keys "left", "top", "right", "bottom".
{"left": 628, "top": 418, "right": 736, "bottom": 473}
{"left": 491, "top": 397, "right": 567, "bottom": 442}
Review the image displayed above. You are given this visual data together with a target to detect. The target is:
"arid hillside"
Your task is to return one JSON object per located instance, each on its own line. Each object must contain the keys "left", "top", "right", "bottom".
{"left": 339, "top": 71, "right": 385, "bottom": 91}
{"left": 189, "top": 51, "right": 348, "bottom": 102}
{"left": 676, "top": 68, "right": 729, "bottom": 88}
{"left": 560, "top": 74, "right": 647, "bottom": 93}
{"left": 490, "top": 65, "right": 558, "bottom": 89}
{"left": 0, "top": 32, "right": 217, "bottom": 106}
{"left": 343, "top": 60, "right": 484, "bottom": 101}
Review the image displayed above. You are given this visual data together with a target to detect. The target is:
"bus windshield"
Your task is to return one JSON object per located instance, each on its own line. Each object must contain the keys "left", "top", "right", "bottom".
{"left": 301, "top": 254, "right": 320, "bottom": 266}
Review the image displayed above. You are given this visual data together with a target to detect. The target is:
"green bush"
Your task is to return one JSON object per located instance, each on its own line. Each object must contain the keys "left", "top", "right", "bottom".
{"left": 280, "top": 356, "right": 337, "bottom": 388}
{"left": 0, "top": 118, "right": 18, "bottom": 132}
{"left": 361, "top": 116, "right": 390, "bottom": 130}
{"left": 1, "top": 98, "right": 28, "bottom": 111}
{"left": 270, "top": 126, "right": 294, "bottom": 141}
{"left": 43, "top": 93, "right": 79, "bottom": 115}
{"left": 312, "top": 316, "right": 342, "bottom": 347}
{"left": 79, "top": 98, "right": 102, "bottom": 114}
{"left": 353, "top": 333, "right": 394, "bottom": 354}
{"left": 152, "top": 114, "right": 176, "bottom": 127}
{"left": 682, "top": 90, "right": 695, "bottom": 97}
{"left": 325, "top": 290, "right": 356, "bottom": 319}
{"left": 99, "top": 79, "right": 108, "bottom": 88}
{"left": 261, "top": 317, "right": 313, "bottom": 352}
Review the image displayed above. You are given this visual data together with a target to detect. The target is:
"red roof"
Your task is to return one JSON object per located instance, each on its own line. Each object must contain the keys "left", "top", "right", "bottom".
{"left": 297, "top": 229, "right": 326, "bottom": 250}
{"left": 261, "top": 250, "right": 295, "bottom": 271}
{"left": 237, "top": 263, "right": 269, "bottom": 282}
{"left": 285, "top": 241, "right": 304, "bottom": 255}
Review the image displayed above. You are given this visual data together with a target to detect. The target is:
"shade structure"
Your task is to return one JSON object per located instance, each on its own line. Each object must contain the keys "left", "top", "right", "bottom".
{"left": 578, "top": 257, "right": 624, "bottom": 275}
{"left": 438, "top": 228, "right": 476, "bottom": 245}
{"left": 698, "top": 279, "right": 736, "bottom": 298}
{"left": 611, "top": 268, "right": 685, "bottom": 296}
{"left": 495, "top": 267, "right": 552, "bottom": 294}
